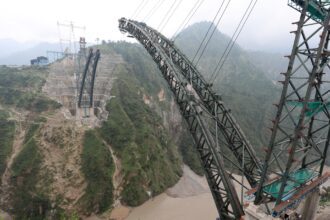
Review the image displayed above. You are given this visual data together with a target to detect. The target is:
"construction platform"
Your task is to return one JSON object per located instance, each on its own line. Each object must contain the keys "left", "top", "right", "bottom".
{"left": 246, "top": 170, "right": 330, "bottom": 217}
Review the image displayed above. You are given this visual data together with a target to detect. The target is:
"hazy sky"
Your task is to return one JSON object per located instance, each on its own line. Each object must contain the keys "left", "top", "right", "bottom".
{"left": 0, "top": 0, "right": 299, "bottom": 53}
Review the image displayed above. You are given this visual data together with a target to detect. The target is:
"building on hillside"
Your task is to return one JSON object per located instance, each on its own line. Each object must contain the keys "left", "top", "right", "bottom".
{"left": 30, "top": 56, "right": 49, "bottom": 66}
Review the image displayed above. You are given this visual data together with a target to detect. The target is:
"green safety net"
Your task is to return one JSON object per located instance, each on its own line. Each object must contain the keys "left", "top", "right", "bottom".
{"left": 262, "top": 169, "right": 318, "bottom": 200}
{"left": 307, "top": 1, "right": 326, "bottom": 21}
{"left": 287, "top": 100, "right": 330, "bottom": 117}
{"left": 289, "top": 0, "right": 330, "bottom": 22}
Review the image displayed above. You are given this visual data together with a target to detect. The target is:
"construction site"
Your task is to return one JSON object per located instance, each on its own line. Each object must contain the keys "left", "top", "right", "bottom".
{"left": 40, "top": 1, "right": 330, "bottom": 219}
{"left": 115, "top": 1, "right": 330, "bottom": 219}
{"left": 1, "top": 0, "right": 330, "bottom": 219}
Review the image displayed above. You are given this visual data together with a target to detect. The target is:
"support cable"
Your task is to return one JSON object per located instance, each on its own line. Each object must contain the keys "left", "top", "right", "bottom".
{"left": 192, "top": 0, "right": 226, "bottom": 63}
{"left": 158, "top": 0, "right": 178, "bottom": 30}
{"left": 160, "top": 0, "right": 183, "bottom": 32}
{"left": 143, "top": 0, "right": 164, "bottom": 22}
{"left": 135, "top": 0, "right": 150, "bottom": 20}
{"left": 172, "top": 0, "right": 201, "bottom": 39}
{"left": 131, "top": 0, "right": 146, "bottom": 19}
{"left": 194, "top": 0, "right": 231, "bottom": 65}
{"left": 172, "top": 0, "right": 205, "bottom": 41}
{"left": 210, "top": 0, "right": 258, "bottom": 84}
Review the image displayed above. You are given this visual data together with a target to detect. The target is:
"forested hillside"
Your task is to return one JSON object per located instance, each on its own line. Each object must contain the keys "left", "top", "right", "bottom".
{"left": 175, "top": 21, "right": 280, "bottom": 152}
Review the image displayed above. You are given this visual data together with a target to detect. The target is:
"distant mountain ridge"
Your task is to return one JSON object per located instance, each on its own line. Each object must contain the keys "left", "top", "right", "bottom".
{"left": 0, "top": 42, "right": 60, "bottom": 65}
{"left": 0, "top": 39, "right": 37, "bottom": 59}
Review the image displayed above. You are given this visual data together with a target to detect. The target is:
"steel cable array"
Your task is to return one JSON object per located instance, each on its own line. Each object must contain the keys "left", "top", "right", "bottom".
{"left": 158, "top": 0, "right": 180, "bottom": 30}
{"left": 159, "top": 0, "right": 183, "bottom": 32}
{"left": 172, "top": 0, "right": 205, "bottom": 41}
{"left": 210, "top": 0, "right": 258, "bottom": 84}
{"left": 143, "top": 0, "right": 164, "bottom": 22}
{"left": 192, "top": 0, "right": 227, "bottom": 63}
{"left": 193, "top": 0, "right": 231, "bottom": 66}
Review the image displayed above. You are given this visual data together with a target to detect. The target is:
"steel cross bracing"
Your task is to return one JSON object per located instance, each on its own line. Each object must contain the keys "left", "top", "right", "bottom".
{"left": 289, "top": 0, "right": 330, "bottom": 23}
{"left": 78, "top": 48, "right": 100, "bottom": 108}
{"left": 119, "top": 18, "right": 262, "bottom": 188}
{"left": 119, "top": 18, "right": 263, "bottom": 219}
{"left": 255, "top": 0, "right": 330, "bottom": 211}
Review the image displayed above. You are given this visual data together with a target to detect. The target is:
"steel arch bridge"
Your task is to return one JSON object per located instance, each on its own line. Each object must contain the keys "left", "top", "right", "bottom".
{"left": 118, "top": 0, "right": 330, "bottom": 218}
{"left": 78, "top": 48, "right": 100, "bottom": 109}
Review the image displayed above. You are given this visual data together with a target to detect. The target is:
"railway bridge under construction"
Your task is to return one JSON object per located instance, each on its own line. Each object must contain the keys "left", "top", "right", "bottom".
{"left": 116, "top": 0, "right": 330, "bottom": 219}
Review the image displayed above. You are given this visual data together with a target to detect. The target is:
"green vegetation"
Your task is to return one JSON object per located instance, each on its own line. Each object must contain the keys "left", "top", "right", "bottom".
{"left": 175, "top": 21, "right": 280, "bottom": 154}
{"left": 79, "top": 130, "right": 115, "bottom": 214}
{"left": 99, "top": 62, "right": 182, "bottom": 206}
{"left": 0, "top": 65, "right": 46, "bottom": 90}
{"left": 0, "top": 110, "right": 15, "bottom": 181}
{"left": 97, "top": 42, "right": 204, "bottom": 176}
{"left": 0, "top": 65, "right": 59, "bottom": 218}
{"left": 0, "top": 65, "right": 61, "bottom": 112}
{"left": 320, "top": 186, "right": 330, "bottom": 206}
{"left": 11, "top": 123, "right": 50, "bottom": 219}
{"left": 50, "top": 210, "right": 79, "bottom": 220}
{"left": 102, "top": 28, "right": 280, "bottom": 176}
{"left": 0, "top": 87, "right": 61, "bottom": 112}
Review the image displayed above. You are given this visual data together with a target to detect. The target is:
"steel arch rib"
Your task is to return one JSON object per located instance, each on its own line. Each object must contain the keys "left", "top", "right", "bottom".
{"left": 118, "top": 17, "right": 263, "bottom": 219}
{"left": 118, "top": 18, "right": 262, "bottom": 187}
{"left": 78, "top": 49, "right": 94, "bottom": 108}
{"left": 89, "top": 49, "right": 101, "bottom": 107}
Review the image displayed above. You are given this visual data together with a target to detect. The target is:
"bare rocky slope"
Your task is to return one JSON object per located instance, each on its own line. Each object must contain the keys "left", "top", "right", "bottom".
{"left": 0, "top": 43, "right": 185, "bottom": 219}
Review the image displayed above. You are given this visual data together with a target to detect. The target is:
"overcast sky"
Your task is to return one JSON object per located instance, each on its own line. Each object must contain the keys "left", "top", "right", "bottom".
{"left": 0, "top": 0, "right": 299, "bottom": 53}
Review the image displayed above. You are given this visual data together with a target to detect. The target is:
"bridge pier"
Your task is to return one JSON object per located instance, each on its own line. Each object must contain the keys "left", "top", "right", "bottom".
{"left": 300, "top": 190, "right": 320, "bottom": 220}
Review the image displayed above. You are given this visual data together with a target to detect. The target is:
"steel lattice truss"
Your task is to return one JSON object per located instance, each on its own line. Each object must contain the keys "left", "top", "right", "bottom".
{"left": 78, "top": 48, "right": 100, "bottom": 108}
{"left": 119, "top": 18, "right": 263, "bottom": 219}
{"left": 255, "top": 0, "right": 330, "bottom": 212}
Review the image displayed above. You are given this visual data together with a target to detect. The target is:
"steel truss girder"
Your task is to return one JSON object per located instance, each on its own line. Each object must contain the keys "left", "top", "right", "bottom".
{"left": 255, "top": 2, "right": 330, "bottom": 208}
{"left": 119, "top": 18, "right": 262, "bottom": 189}
{"left": 78, "top": 48, "right": 100, "bottom": 108}
{"left": 118, "top": 18, "right": 249, "bottom": 219}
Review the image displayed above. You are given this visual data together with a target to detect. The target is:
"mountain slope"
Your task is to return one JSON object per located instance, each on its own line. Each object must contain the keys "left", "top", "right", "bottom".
{"left": 247, "top": 50, "right": 288, "bottom": 82}
{"left": 0, "top": 39, "right": 36, "bottom": 60}
{"left": 175, "top": 21, "right": 280, "bottom": 151}
{"left": 0, "top": 42, "right": 60, "bottom": 65}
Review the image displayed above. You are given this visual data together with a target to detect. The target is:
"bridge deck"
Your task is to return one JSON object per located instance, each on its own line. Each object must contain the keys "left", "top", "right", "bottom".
{"left": 263, "top": 168, "right": 318, "bottom": 200}
{"left": 272, "top": 172, "right": 330, "bottom": 217}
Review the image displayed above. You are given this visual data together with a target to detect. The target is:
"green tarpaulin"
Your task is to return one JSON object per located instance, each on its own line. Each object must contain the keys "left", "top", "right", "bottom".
{"left": 262, "top": 168, "right": 318, "bottom": 200}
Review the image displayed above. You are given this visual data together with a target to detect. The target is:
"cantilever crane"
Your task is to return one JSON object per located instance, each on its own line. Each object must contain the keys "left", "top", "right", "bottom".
{"left": 118, "top": 0, "right": 330, "bottom": 218}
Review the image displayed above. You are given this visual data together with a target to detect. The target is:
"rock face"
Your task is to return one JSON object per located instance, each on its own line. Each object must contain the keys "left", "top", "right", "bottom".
{"left": 38, "top": 112, "right": 86, "bottom": 211}
{"left": 43, "top": 52, "right": 121, "bottom": 127}
{"left": 93, "top": 53, "right": 123, "bottom": 121}
{"left": 42, "top": 58, "right": 76, "bottom": 115}
{"left": 0, "top": 42, "right": 185, "bottom": 219}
